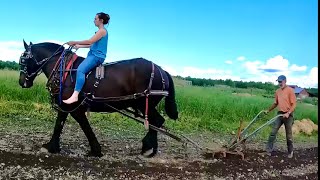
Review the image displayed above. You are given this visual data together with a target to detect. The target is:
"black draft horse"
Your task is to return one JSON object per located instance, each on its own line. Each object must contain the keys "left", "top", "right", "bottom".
{"left": 18, "top": 40, "right": 178, "bottom": 157}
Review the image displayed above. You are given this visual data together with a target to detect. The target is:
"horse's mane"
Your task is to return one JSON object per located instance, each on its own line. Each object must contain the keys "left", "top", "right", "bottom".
{"left": 32, "top": 42, "right": 65, "bottom": 53}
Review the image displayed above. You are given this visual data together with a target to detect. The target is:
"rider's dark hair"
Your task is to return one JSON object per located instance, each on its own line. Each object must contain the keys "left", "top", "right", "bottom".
{"left": 97, "top": 12, "right": 110, "bottom": 25}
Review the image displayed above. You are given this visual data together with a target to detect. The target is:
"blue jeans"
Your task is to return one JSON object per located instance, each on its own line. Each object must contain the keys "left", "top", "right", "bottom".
{"left": 75, "top": 54, "right": 104, "bottom": 92}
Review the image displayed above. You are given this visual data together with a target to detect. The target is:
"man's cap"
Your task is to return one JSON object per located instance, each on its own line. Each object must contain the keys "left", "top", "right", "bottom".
{"left": 276, "top": 75, "right": 286, "bottom": 82}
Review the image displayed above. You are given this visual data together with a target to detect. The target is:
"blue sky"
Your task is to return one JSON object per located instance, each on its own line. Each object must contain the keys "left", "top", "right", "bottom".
{"left": 0, "top": 0, "right": 318, "bottom": 88}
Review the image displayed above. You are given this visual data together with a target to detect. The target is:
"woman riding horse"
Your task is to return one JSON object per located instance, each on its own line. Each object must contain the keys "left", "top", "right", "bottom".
{"left": 63, "top": 12, "right": 110, "bottom": 104}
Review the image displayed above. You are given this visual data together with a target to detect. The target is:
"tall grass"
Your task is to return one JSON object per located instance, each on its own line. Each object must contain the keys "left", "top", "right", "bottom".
{"left": 0, "top": 70, "right": 318, "bottom": 137}
{"left": 0, "top": 69, "right": 49, "bottom": 103}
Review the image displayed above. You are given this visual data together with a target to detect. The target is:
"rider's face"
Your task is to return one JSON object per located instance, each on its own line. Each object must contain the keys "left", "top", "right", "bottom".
{"left": 94, "top": 15, "right": 103, "bottom": 27}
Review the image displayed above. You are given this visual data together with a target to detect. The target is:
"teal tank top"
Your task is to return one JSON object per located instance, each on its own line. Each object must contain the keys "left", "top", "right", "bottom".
{"left": 89, "top": 28, "right": 108, "bottom": 59}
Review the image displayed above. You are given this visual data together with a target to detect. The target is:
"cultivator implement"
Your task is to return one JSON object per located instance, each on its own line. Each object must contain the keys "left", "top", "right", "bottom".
{"left": 104, "top": 105, "right": 283, "bottom": 160}
{"left": 164, "top": 110, "right": 283, "bottom": 160}
{"left": 188, "top": 110, "right": 284, "bottom": 160}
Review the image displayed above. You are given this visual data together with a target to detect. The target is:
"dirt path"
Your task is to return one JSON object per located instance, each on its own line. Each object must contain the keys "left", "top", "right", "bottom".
{"left": 0, "top": 123, "right": 318, "bottom": 179}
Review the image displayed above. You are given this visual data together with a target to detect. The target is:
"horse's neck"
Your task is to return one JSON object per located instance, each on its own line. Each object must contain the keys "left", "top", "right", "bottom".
{"left": 42, "top": 56, "right": 60, "bottom": 79}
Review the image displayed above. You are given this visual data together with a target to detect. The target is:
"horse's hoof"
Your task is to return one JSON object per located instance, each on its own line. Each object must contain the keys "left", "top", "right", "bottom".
{"left": 146, "top": 152, "right": 157, "bottom": 158}
{"left": 87, "top": 151, "right": 103, "bottom": 158}
{"left": 40, "top": 147, "right": 49, "bottom": 153}
{"left": 42, "top": 143, "right": 61, "bottom": 154}
{"left": 142, "top": 148, "right": 153, "bottom": 157}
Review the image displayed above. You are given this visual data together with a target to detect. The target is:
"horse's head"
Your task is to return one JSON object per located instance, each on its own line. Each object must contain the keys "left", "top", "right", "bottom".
{"left": 19, "top": 40, "right": 40, "bottom": 88}
{"left": 18, "top": 40, "right": 64, "bottom": 88}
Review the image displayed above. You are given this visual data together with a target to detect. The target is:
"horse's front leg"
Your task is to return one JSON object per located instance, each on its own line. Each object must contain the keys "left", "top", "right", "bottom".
{"left": 141, "top": 109, "right": 165, "bottom": 158}
{"left": 42, "top": 111, "right": 68, "bottom": 153}
{"left": 70, "top": 108, "right": 102, "bottom": 157}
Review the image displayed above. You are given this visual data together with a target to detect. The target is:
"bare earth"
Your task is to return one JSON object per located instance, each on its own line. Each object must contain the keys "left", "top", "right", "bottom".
{"left": 0, "top": 122, "right": 318, "bottom": 180}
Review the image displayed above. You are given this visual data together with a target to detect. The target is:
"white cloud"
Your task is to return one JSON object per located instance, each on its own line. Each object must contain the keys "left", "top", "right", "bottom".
{"left": 237, "top": 56, "right": 246, "bottom": 61}
{"left": 251, "top": 55, "right": 307, "bottom": 73}
{"left": 0, "top": 40, "right": 68, "bottom": 62}
{"left": 161, "top": 65, "right": 179, "bottom": 76}
{"left": 0, "top": 41, "right": 24, "bottom": 62}
{"left": 162, "top": 65, "right": 241, "bottom": 81}
{"left": 259, "top": 55, "right": 289, "bottom": 71}
{"left": 241, "top": 55, "right": 317, "bottom": 88}
{"left": 243, "top": 60, "right": 263, "bottom": 74}
{"left": 289, "top": 64, "right": 307, "bottom": 72}
{"left": 225, "top": 60, "right": 233, "bottom": 64}
{"left": 162, "top": 55, "right": 317, "bottom": 88}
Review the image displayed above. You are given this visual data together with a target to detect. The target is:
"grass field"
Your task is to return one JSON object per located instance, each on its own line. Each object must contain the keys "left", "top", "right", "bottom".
{"left": 0, "top": 69, "right": 318, "bottom": 142}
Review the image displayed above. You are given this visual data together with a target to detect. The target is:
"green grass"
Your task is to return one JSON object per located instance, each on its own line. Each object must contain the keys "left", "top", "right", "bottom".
{"left": 0, "top": 70, "right": 318, "bottom": 142}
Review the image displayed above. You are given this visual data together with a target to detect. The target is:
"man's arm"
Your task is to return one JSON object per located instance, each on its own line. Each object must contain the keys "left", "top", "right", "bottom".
{"left": 267, "top": 103, "right": 277, "bottom": 113}
{"left": 266, "top": 92, "right": 278, "bottom": 113}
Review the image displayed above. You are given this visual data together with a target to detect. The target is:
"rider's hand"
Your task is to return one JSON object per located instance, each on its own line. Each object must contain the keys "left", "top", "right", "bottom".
{"left": 74, "top": 44, "right": 80, "bottom": 50}
{"left": 67, "top": 41, "right": 76, "bottom": 46}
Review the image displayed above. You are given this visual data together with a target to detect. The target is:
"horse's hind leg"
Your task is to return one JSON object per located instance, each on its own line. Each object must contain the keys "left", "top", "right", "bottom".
{"left": 141, "top": 108, "right": 165, "bottom": 158}
{"left": 70, "top": 108, "right": 102, "bottom": 157}
{"left": 42, "top": 111, "right": 68, "bottom": 153}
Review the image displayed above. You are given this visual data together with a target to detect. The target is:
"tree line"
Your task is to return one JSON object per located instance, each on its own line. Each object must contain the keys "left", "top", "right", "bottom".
{"left": 175, "top": 75, "right": 318, "bottom": 97}
{"left": 0, "top": 60, "right": 20, "bottom": 70}
{"left": 176, "top": 75, "right": 277, "bottom": 91}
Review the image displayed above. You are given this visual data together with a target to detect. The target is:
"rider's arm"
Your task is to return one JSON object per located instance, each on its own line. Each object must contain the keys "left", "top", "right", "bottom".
{"left": 73, "top": 29, "right": 107, "bottom": 45}
{"left": 76, "top": 44, "right": 91, "bottom": 48}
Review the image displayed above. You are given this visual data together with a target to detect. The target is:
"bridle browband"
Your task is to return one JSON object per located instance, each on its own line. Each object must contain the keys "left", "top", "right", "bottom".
{"left": 19, "top": 43, "right": 67, "bottom": 80}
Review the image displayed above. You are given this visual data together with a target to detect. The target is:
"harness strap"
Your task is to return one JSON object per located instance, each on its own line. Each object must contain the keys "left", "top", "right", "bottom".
{"left": 144, "top": 94, "right": 149, "bottom": 129}
{"left": 47, "top": 53, "right": 64, "bottom": 85}
{"left": 156, "top": 65, "right": 166, "bottom": 90}
{"left": 147, "top": 62, "right": 155, "bottom": 91}
{"left": 143, "top": 61, "right": 155, "bottom": 130}
{"left": 63, "top": 54, "right": 78, "bottom": 83}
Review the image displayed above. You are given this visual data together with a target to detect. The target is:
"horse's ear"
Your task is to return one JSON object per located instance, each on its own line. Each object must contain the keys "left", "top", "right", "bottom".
{"left": 23, "top": 39, "right": 28, "bottom": 50}
{"left": 30, "top": 41, "right": 33, "bottom": 46}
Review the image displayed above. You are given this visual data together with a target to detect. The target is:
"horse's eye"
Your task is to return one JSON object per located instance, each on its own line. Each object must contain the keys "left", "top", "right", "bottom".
{"left": 26, "top": 55, "right": 30, "bottom": 58}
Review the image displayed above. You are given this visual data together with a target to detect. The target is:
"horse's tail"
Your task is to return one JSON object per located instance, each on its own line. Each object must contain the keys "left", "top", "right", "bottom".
{"left": 164, "top": 71, "right": 178, "bottom": 120}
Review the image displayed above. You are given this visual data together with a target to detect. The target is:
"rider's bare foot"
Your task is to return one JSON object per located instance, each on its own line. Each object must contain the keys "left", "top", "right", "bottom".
{"left": 63, "top": 91, "right": 79, "bottom": 104}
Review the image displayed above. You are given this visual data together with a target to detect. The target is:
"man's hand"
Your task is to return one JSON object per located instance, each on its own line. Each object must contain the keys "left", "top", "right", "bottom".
{"left": 283, "top": 112, "right": 290, "bottom": 118}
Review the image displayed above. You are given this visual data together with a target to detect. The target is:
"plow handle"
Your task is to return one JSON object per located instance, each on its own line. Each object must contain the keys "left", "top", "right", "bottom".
{"left": 228, "top": 114, "right": 283, "bottom": 150}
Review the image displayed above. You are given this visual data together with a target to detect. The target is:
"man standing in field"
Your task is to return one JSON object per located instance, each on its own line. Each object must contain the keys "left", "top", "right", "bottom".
{"left": 264, "top": 75, "right": 296, "bottom": 158}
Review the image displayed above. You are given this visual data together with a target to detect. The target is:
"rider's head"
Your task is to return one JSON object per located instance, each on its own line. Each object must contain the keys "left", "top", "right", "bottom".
{"left": 95, "top": 12, "right": 110, "bottom": 26}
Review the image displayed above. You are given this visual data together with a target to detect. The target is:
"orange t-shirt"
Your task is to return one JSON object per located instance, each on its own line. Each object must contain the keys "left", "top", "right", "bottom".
{"left": 275, "top": 86, "right": 297, "bottom": 113}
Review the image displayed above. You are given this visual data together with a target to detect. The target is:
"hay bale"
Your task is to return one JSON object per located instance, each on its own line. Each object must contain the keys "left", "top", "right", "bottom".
{"left": 312, "top": 124, "right": 318, "bottom": 132}
{"left": 272, "top": 118, "right": 317, "bottom": 136}
{"left": 301, "top": 118, "right": 318, "bottom": 132}
{"left": 298, "top": 119, "right": 314, "bottom": 135}
{"left": 291, "top": 123, "right": 301, "bottom": 135}
{"left": 278, "top": 122, "right": 300, "bottom": 136}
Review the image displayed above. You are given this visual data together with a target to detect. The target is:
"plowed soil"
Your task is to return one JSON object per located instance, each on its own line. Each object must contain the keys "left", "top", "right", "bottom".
{"left": 0, "top": 121, "right": 318, "bottom": 180}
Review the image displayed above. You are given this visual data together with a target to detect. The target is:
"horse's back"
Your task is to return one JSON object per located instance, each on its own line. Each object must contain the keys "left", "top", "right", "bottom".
{"left": 84, "top": 57, "right": 156, "bottom": 98}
